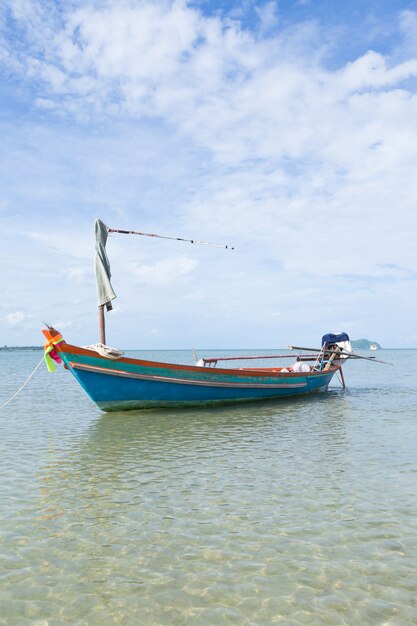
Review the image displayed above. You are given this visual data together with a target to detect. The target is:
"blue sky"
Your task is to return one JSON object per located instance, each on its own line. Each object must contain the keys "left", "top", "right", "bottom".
{"left": 1, "top": 0, "right": 417, "bottom": 349}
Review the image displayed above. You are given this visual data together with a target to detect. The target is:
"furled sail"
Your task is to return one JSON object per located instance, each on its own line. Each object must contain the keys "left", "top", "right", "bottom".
{"left": 94, "top": 218, "right": 116, "bottom": 310}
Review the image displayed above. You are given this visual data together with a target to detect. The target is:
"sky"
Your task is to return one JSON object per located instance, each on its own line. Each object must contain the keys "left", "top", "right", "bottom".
{"left": 1, "top": 0, "right": 417, "bottom": 349}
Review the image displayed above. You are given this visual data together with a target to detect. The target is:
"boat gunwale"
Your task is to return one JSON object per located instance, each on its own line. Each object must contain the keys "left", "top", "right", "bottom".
{"left": 68, "top": 361, "right": 311, "bottom": 388}
{"left": 54, "top": 340, "right": 339, "bottom": 379}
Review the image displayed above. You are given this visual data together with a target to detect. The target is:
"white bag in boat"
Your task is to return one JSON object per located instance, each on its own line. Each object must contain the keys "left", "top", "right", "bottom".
{"left": 292, "top": 361, "right": 311, "bottom": 373}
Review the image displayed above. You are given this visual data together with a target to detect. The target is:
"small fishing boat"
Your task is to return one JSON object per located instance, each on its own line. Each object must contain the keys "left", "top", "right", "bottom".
{"left": 42, "top": 220, "right": 384, "bottom": 412}
{"left": 42, "top": 326, "right": 345, "bottom": 411}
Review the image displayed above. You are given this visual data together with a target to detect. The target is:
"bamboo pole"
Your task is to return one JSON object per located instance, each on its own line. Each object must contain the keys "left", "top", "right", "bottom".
{"left": 202, "top": 354, "right": 319, "bottom": 364}
{"left": 108, "top": 227, "right": 233, "bottom": 249}
{"left": 288, "top": 345, "right": 393, "bottom": 366}
{"left": 339, "top": 366, "right": 346, "bottom": 389}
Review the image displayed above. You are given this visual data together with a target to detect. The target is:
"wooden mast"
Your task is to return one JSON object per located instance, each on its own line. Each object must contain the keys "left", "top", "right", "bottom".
{"left": 99, "top": 304, "right": 106, "bottom": 345}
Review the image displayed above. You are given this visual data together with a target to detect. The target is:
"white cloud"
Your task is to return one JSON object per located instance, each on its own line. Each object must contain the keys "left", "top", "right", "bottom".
{"left": 5, "top": 311, "right": 32, "bottom": 326}
{"left": 49, "top": 319, "right": 73, "bottom": 330}
{"left": 67, "top": 266, "right": 91, "bottom": 283}
{"left": 255, "top": 1, "right": 279, "bottom": 33}
{"left": 399, "top": 10, "right": 417, "bottom": 57}
{"left": 129, "top": 256, "right": 199, "bottom": 285}
{"left": 1, "top": 1, "right": 417, "bottom": 346}
{"left": 5, "top": 2, "right": 417, "bottom": 172}
{"left": 26, "top": 230, "right": 92, "bottom": 260}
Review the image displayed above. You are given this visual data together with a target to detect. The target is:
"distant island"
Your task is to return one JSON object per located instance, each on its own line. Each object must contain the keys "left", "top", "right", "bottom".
{"left": 351, "top": 338, "right": 382, "bottom": 350}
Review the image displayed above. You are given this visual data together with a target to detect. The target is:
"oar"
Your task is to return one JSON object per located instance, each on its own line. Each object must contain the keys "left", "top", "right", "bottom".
{"left": 288, "top": 345, "right": 393, "bottom": 366}
{"left": 108, "top": 227, "right": 234, "bottom": 249}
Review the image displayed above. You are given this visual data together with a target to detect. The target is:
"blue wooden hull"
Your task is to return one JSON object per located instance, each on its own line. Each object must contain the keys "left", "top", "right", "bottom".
{"left": 54, "top": 341, "right": 337, "bottom": 412}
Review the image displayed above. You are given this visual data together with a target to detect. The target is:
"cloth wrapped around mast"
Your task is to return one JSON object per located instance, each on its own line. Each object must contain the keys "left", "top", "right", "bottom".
{"left": 95, "top": 218, "right": 116, "bottom": 311}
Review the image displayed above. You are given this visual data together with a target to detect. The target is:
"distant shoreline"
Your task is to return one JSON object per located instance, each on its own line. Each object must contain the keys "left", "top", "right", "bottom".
{"left": 0, "top": 346, "right": 43, "bottom": 351}
{"left": 0, "top": 346, "right": 415, "bottom": 351}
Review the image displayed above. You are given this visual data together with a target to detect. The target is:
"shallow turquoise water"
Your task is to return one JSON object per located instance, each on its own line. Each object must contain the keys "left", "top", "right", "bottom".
{"left": 0, "top": 349, "right": 416, "bottom": 625}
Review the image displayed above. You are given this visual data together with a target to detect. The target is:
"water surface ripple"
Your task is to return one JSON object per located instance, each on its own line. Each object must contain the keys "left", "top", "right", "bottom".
{"left": 0, "top": 350, "right": 416, "bottom": 625}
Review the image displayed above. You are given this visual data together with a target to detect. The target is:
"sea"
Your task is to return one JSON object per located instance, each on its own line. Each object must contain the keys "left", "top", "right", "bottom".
{"left": 0, "top": 348, "right": 416, "bottom": 626}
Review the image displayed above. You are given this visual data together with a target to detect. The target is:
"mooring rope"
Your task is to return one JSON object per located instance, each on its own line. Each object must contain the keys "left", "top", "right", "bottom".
{"left": 0, "top": 354, "right": 46, "bottom": 412}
